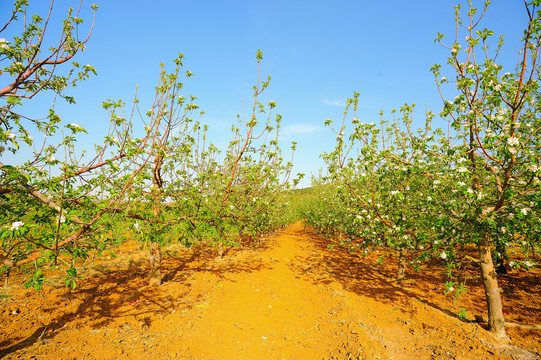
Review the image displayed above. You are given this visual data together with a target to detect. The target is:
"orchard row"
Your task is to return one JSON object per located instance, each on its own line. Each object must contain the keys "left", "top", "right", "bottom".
{"left": 0, "top": 3, "right": 298, "bottom": 289}
{"left": 300, "top": 1, "right": 541, "bottom": 339}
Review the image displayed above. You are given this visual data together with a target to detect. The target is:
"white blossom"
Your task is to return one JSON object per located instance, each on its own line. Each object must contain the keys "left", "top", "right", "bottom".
{"left": 6, "top": 131, "right": 15, "bottom": 140}
{"left": 440, "top": 252, "right": 448, "bottom": 260}
{"left": 509, "top": 147, "right": 517, "bottom": 155}
{"left": 10, "top": 221, "right": 24, "bottom": 231}
{"left": 390, "top": 190, "right": 400, "bottom": 195}
{"left": 507, "top": 137, "right": 520, "bottom": 146}
{"left": 494, "top": 84, "right": 502, "bottom": 91}
{"left": 521, "top": 208, "right": 529, "bottom": 216}
{"left": 134, "top": 222, "right": 141, "bottom": 231}
{"left": 47, "top": 155, "right": 56, "bottom": 163}
{"left": 458, "top": 167, "right": 468, "bottom": 173}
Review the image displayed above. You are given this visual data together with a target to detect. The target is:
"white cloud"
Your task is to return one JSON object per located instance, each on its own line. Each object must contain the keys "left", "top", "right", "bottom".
{"left": 322, "top": 98, "right": 346, "bottom": 107}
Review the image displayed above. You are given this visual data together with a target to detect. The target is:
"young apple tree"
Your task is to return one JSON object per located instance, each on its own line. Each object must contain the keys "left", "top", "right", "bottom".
{"left": 0, "top": 1, "right": 155, "bottom": 290}
{"left": 430, "top": 0, "right": 541, "bottom": 337}
{"left": 322, "top": 96, "right": 446, "bottom": 287}
{"left": 102, "top": 53, "right": 207, "bottom": 286}
{"left": 0, "top": 0, "right": 101, "bottom": 285}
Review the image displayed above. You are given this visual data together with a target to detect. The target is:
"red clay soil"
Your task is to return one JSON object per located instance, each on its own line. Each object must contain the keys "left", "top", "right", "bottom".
{"left": 0, "top": 221, "right": 540, "bottom": 359}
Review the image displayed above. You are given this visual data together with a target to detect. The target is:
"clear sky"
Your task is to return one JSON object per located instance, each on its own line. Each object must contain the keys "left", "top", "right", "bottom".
{"left": 1, "top": 0, "right": 528, "bottom": 188}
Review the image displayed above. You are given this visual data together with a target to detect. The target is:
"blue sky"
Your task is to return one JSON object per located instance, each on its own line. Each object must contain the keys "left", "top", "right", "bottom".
{"left": 1, "top": 0, "right": 528, "bottom": 187}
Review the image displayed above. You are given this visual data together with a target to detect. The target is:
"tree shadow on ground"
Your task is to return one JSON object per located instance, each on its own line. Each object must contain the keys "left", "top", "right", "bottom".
{"left": 0, "top": 240, "right": 272, "bottom": 358}
{"left": 294, "top": 227, "right": 541, "bottom": 337}
{"left": 289, "top": 228, "right": 483, "bottom": 324}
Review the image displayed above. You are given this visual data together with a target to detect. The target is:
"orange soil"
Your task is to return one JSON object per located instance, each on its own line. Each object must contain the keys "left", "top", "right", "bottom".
{"left": 0, "top": 221, "right": 540, "bottom": 359}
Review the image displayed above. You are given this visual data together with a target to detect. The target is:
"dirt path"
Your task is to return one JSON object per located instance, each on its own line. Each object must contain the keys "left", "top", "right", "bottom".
{"left": 1, "top": 222, "right": 539, "bottom": 359}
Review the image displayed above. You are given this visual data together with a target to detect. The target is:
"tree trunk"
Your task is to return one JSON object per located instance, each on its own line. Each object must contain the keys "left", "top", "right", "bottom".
{"left": 4, "top": 268, "right": 10, "bottom": 288}
{"left": 217, "top": 241, "right": 224, "bottom": 259}
{"left": 397, "top": 247, "right": 407, "bottom": 287}
{"left": 238, "top": 225, "right": 246, "bottom": 245}
{"left": 478, "top": 232, "right": 506, "bottom": 338}
{"left": 149, "top": 152, "right": 164, "bottom": 286}
{"left": 149, "top": 242, "right": 162, "bottom": 286}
